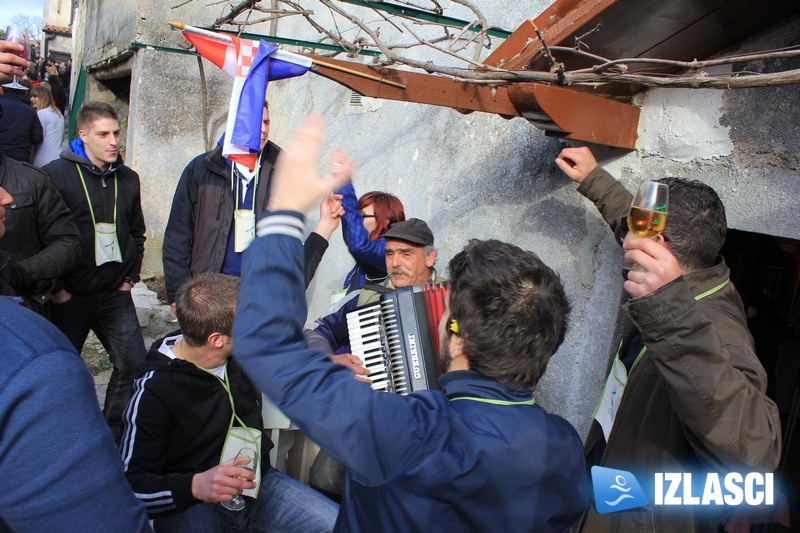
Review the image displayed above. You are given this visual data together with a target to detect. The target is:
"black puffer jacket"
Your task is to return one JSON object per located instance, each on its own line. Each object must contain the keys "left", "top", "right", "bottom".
{"left": 0, "top": 154, "right": 82, "bottom": 307}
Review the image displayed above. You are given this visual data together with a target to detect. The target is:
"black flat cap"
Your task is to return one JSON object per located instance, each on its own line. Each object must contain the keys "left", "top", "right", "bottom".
{"left": 382, "top": 218, "right": 434, "bottom": 246}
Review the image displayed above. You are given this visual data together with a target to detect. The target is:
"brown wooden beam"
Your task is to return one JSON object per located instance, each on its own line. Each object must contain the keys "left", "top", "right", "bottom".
{"left": 483, "top": 0, "right": 618, "bottom": 71}
{"left": 308, "top": 56, "right": 520, "bottom": 117}
{"left": 307, "top": 55, "right": 638, "bottom": 149}
{"left": 510, "top": 84, "right": 638, "bottom": 148}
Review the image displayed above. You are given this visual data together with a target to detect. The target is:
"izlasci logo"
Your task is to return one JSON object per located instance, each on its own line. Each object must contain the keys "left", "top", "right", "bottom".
{"left": 591, "top": 466, "right": 649, "bottom": 514}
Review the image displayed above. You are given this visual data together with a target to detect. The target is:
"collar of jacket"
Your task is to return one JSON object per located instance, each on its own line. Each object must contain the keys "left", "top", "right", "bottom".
{"left": 65, "top": 138, "right": 122, "bottom": 177}
{"left": 440, "top": 370, "right": 534, "bottom": 403}
{"left": 203, "top": 141, "right": 281, "bottom": 179}
{"left": 680, "top": 256, "right": 731, "bottom": 298}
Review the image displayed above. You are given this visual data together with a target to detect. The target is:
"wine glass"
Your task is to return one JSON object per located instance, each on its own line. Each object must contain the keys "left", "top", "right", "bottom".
{"left": 4, "top": 26, "right": 30, "bottom": 91}
{"left": 220, "top": 447, "right": 258, "bottom": 511}
{"left": 623, "top": 181, "right": 668, "bottom": 275}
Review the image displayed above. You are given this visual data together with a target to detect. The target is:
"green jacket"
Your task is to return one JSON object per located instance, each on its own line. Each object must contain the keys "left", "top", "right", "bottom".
{"left": 578, "top": 168, "right": 781, "bottom": 532}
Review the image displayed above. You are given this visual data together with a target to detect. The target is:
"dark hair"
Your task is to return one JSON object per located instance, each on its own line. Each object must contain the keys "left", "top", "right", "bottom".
{"left": 77, "top": 100, "right": 119, "bottom": 132}
{"left": 358, "top": 191, "right": 405, "bottom": 240}
{"left": 657, "top": 177, "right": 727, "bottom": 271}
{"left": 447, "top": 239, "right": 570, "bottom": 390}
{"left": 175, "top": 273, "right": 241, "bottom": 347}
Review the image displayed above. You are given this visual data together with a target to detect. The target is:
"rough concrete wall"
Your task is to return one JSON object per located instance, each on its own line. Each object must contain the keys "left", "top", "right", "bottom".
{"left": 79, "top": 0, "right": 138, "bottom": 65}
{"left": 43, "top": 0, "right": 72, "bottom": 27}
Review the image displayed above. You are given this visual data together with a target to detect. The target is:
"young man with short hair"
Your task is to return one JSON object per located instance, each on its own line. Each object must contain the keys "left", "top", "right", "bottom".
{"left": 120, "top": 272, "right": 338, "bottom": 531}
{"left": 44, "top": 100, "right": 147, "bottom": 442}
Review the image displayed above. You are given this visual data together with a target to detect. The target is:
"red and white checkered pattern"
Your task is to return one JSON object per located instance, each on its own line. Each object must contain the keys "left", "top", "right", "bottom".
{"left": 236, "top": 38, "right": 260, "bottom": 78}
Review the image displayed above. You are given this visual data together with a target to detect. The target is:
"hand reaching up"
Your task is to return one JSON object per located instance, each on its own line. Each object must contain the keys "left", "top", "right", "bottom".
{"left": 555, "top": 146, "right": 598, "bottom": 184}
{"left": 267, "top": 116, "right": 351, "bottom": 214}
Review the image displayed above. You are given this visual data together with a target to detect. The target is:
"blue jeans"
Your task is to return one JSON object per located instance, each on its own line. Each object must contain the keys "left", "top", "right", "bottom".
{"left": 152, "top": 468, "right": 339, "bottom": 532}
{"left": 49, "top": 289, "right": 146, "bottom": 441}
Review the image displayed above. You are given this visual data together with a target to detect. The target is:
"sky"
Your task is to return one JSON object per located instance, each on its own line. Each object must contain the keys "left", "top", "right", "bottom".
{"left": 0, "top": 0, "right": 45, "bottom": 35}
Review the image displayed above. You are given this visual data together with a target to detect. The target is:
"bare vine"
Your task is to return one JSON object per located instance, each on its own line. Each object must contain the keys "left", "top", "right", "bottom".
{"left": 180, "top": 0, "right": 800, "bottom": 90}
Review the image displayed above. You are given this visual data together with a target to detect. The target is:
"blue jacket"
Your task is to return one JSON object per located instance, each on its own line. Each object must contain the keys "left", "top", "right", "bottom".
{"left": 234, "top": 212, "right": 589, "bottom": 532}
{"left": 337, "top": 183, "right": 388, "bottom": 291}
{"left": 0, "top": 298, "right": 150, "bottom": 531}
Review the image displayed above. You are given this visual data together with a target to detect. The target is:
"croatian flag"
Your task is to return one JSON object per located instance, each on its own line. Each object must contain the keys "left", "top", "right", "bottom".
{"left": 179, "top": 25, "right": 312, "bottom": 169}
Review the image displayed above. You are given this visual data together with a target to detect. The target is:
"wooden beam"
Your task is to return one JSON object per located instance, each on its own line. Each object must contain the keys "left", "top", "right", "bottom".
{"left": 307, "top": 55, "right": 639, "bottom": 149}
{"left": 483, "top": 0, "right": 618, "bottom": 71}
{"left": 509, "top": 84, "right": 638, "bottom": 149}
{"left": 308, "top": 56, "right": 520, "bottom": 117}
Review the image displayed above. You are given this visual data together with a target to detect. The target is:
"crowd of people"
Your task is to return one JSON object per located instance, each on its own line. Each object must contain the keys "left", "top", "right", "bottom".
{"left": 0, "top": 37, "right": 786, "bottom": 532}
{"left": 0, "top": 41, "right": 69, "bottom": 168}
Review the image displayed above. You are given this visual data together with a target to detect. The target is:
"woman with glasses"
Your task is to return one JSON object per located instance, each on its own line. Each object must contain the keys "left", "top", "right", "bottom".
{"left": 29, "top": 84, "right": 64, "bottom": 167}
{"left": 334, "top": 156, "right": 405, "bottom": 293}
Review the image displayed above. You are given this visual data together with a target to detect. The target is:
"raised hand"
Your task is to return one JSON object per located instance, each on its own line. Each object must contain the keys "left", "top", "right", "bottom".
{"left": 555, "top": 146, "right": 599, "bottom": 184}
{"left": 267, "top": 116, "right": 351, "bottom": 214}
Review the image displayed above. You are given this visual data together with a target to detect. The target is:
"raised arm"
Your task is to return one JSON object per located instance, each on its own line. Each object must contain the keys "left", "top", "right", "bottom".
{"left": 338, "top": 182, "right": 387, "bottom": 273}
{"left": 556, "top": 146, "right": 632, "bottom": 239}
{"left": 233, "top": 117, "right": 447, "bottom": 484}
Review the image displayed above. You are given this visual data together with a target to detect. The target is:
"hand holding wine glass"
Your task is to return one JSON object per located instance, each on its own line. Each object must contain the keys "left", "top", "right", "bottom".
{"left": 3, "top": 27, "right": 30, "bottom": 90}
{"left": 0, "top": 39, "right": 30, "bottom": 84}
{"left": 220, "top": 447, "right": 258, "bottom": 511}
{"left": 622, "top": 181, "right": 668, "bottom": 273}
{"left": 621, "top": 181, "right": 682, "bottom": 297}
{"left": 628, "top": 181, "right": 668, "bottom": 239}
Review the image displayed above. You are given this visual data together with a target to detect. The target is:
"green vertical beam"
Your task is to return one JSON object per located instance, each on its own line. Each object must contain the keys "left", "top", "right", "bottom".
{"left": 69, "top": 65, "right": 87, "bottom": 139}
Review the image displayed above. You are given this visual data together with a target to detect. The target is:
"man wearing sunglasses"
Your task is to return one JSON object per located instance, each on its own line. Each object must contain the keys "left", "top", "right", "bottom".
{"left": 556, "top": 146, "right": 781, "bottom": 532}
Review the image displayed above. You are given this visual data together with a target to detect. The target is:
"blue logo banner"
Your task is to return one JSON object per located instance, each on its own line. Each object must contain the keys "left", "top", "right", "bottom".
{"left": 592, "top": 466, "right": 649, "bottom": 514}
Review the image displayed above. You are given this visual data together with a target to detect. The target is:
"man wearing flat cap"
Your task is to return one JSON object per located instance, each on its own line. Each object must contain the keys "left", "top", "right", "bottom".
{"left": 306, "top": 217, "right": 446, "bottom": 358}
{"left": 304, "top": 217, "right": 446, "bottom": 499}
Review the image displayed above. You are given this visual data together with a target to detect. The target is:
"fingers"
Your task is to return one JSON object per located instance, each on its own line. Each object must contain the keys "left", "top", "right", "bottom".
{"left": 193, "top": 464, "right": 257, "bottom": 502}
{"left": 330, "top": 354, "right": 370, "bottom": 376}
{"left": 0, "top": 44, "right": 29, "bottom": 83}
{"left": 329, "top": 148, "right": 354, "bottom": 180}
{"left": 327, "top": 194, "right": 344, "bottom": 218}
{"left": 555, "top": 146, "right": 597, "bottom": 183}
{"left": 621, "top": 237, "right": 682, "bottom": 298}
{"left": 331, "top": 153, "right": 353, "bottom": 191}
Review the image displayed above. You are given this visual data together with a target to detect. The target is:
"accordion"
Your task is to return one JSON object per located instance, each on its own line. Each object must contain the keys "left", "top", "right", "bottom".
{"left": 346, "top": 283, "right": 450, "bottom": 394}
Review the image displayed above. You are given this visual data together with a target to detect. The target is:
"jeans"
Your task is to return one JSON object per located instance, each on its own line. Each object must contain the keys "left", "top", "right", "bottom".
{"left": 153, "top": 468, "right": 340, "bottom": 532}
{"left": 49, "top": 289, "right": 146, "bottom": 441}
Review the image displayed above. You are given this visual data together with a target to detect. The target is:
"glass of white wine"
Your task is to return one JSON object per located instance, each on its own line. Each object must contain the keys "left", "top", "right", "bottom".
{"left": 623, "top": 181, "right": 668, "bottom": 274}
{"left": 220, "top": 447, "right": 258, "bottom": 512}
